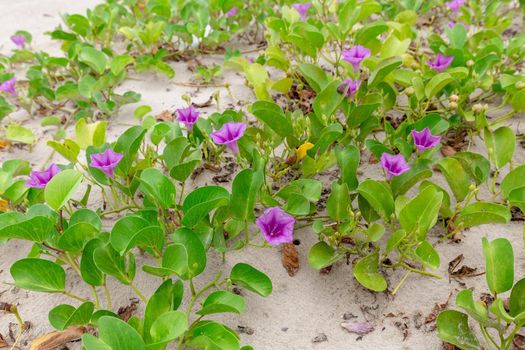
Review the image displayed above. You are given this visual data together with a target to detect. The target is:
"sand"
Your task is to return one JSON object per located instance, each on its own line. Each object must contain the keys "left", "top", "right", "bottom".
{"left": 0, "top": 1, "right": 524, "bottom": 349}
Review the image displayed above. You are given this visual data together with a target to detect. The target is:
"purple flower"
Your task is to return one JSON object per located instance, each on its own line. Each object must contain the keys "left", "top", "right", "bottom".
{"left": 341, "top": 322, "right": 375, "bottom": 335}
{"left": 255, "top": 207, "right": 295, "bottom": 246}
{"left": 89, "top": 148, "right": 123, "bottom": 177}
{"left": 210, "top": 122, "right": 247, "bottom": 155}
{"left": 0, "top": 77, "right": 16, "bottom": 96}
{"left": 427, "top": 54, "right": 454, "bottom": 72}
{"left": 342, "top": 46, "right": 371, "bottom": 72}
{"left": 225, "top": 7, "right": 238, "bottom": 17}
{"left": 25, "top": 163, "right": 60, "bottom": 189}
{"left": 380, "top": 153, "right": 410, "bottom": 179}
{"left": 445, "top": 0, "right": 465, "bottom": 14}
{"left": 292, "top": 3, "right": 312, "bottom": 20}
{"left": 338, "top": 79, "right": 361, "bottom": 98}
{"left": 176, "top": 104, "right": 199, "bottom": 129}
{"left": 247, "top": 57, "right": 254, "bottom": 63}
{"left": 411, "top": 128, "right": 441, "bottom": 153}
{"left": 10, "top": 35, "right": 26, "bottom": 49}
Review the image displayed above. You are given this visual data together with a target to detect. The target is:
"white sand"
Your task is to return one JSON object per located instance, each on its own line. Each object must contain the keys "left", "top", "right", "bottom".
{"left": 0, "top": 1, "right": 524, "bottom": 349}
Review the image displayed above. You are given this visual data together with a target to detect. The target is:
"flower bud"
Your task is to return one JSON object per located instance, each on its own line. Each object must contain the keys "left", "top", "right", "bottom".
{"left": 449, "top": 94, "right": 459, "bottom": 102}
{"left": 466, "top": 59, "right": 474, "bottom": 67}
{"left": 472, "top": 103, "right": 483, "bottom": 113}
{"left": 449, "top": 101, "right": 458, "bottom": 110}
{"left": 405, "top": 87, "right": 415, "bottom": 95}
{"left": 516, "top": 81, "right": 525, "bottom": 89}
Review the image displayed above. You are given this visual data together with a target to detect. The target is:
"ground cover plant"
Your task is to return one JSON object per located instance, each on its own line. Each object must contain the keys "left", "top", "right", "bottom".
{"left": 0, "top": 0, "right": 524, "bottom": 349}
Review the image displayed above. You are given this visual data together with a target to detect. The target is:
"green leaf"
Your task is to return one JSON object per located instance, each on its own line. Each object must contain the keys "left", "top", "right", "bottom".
{"left": 313, "top": 80, "right": 345, "bottom": 117}
{"left": 95, "top": 316, "right": 146, "bottom": 350}
{"left": 484, "top": 126, "right": 516, "bottom": 169}
{"left": 139, "top": 168, "right": 176, "bottom": 209}
{"left": 390, "top": 164, "right": 432, "bottom": 197}
{"left": 436, "top": 310, "right": 480, "bottom": 350}
{"left": 229, "top": 169, "right": 264, "bottom": 221}
{"left": 307, "top": 241, "right": 343, "bottom": 269}
{"left": 510, "top": 278, "right": 525, "bottom": 317}
{"left": 79, "top": 47, "right": 107, "bottom": 74}
{"left": 11, "top": 258, "right": 65, "bottom": 292}
{"left": 149, "top": 311, "right": 188, "bottom": 346}
{"left": 298, "top": 63, "right": 329, "bottom": 93}
{"left": 0, "top": 215, "right": 53, "bottom": 242}
{"left": 6, "top": 124, "right": 35, "bottom": 144}
{"left": 398, "top": 186, "right": 443, "bottom": 241}
{"left": 47, "top": 139, "right": 80, "bottom": 163}
{"left": 182, "top": 186, "right": 230, "bottom": 227}
{"left": 353, "top": 253, "right": 387, "bottom": 292}
{"left": 58, "top": 223, "right": 99, "bottom": 252}
{"left": 385, "top": 229, "right": 407, "bottom": 255}
{"left": 368, "top": 57, "right": 402, "bottom": 88}
{"left": 75, "top": 118, "right": 107, "bottom": 149}
{"left": 44, "top": 169, "right": 83, "bottom": 211}
{"left": 501, "top": 165, "right": 525, "bottom": 199}
{"left": 197, "top": 291, "right": 245, "bottom": 315}
{"left": 111, "top": 54, "right": 134, "bottom": 75}
{"left": 436, "top": 157, "right": 470, "bottom": 201}
{"left": 49, "top": 302, "right": 94, "bottom": 330}
{"left": 230, "top": 263, "right": 272, "bottom": 297}
{"left": 94, "top": 244, "right": 135, "bottom": 285}
{"left": 425, "top": 73, "right": 454, "bottom": 98}
{"left": 455, "top": 202, "right": 510, "bottom": 228}
{"left": 357, "top": 179, "right": 395, "bottom": 220}
{"left": 482, "top": 237, "right": 514, "bottom": 294}
{"left": 80, "top": 239, "right": 105, "bottom": 286}
{"left": 415, "top": 240, "right": 440, "bottom": 269}
{"left": 335, "top": 145, "right": 360, "bottom": 190}
{"left": 326, "top": 182, "right": 350, "bottom": 222}
{"left": 189, "top": 321, "right": 240, "bottom": 350}
{"left": 250, "top": 101, "right": 293, "bottom": 137}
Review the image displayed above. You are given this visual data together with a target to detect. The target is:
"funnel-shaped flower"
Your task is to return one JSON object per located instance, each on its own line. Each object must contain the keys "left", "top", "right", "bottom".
{"left": 256, "top": 207, "right": 295, "bottom": 246}
{"left": 25, "top": 163, "right": 60, "bottom": 189}
{"left": 292, "top": 3, "right": 312, "bottom": 20}
{"left": 427, "top": 54, "right": 453, "bottom": 72}
{"left": 380, "top": 153, "right": 410, "bottom": 179}
{"left": 10, "top": 35, "right": 26, "bottom": 49}
{"left": 225, "top": 7, "right": 238, "bottom": 17}
{"left": 338, "top": 79, "right": 361, "bottom": 98}
{"left": 176, "top": 105, "right": 199, "bottom": 129}
{"left": 0, "top": 77, "right": 16, "bottom": 96}
{"left": 411, "top": 128, "right": 441, "bottom": 153}
{"left": 210, "top": 122, "right": 246, "bottom": 155}
{"left": 342, "top": 46, "right": 371, "bottom": 71}
{"left": 445, "top": 0, "right": 465, "bottom": 14}
{"left": 90, "top": 148, "right": 123, "bottom": 177}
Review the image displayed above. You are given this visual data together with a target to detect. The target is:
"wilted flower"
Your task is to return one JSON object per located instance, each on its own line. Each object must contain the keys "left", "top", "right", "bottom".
{"left": 0, "top": 77, "right": 17, "bottom": 96}
{"left": 411, "top": 128, "right": 441, "bottom": 153}
{"left": 256, "top": 207, "right": 295, "bottom": 246}
{"left": 210, "top": 122, "right": 247, "bottom": 155}
{"left": 176, "top": 104, "right": 199, "bottom": 129}
{"left": 10, "top": 35, "right": 26, "bottom": 49}
{"left": 380, "top": 153, "right": 410, "bottom": 179}
{"left": 25, "top": 163, "right": 60, "bottom": 189}
{"left": 341, "top": 322, "right": 375, "bottom": 336}
{"left": 427, "top": 54, "right": 453, "bottom": 72}
{"left": 338, "top": 79, "right": 361, "bottom": 98}
{"left": 90, "top": 148, "right": 123, "bottom": 177}
{"left": 225, "top": 7, "right": 238, "bottom": 17}
{"left": 292, "top": 3, "right": 312, "bottom": 20}
{"left": 342, "top": 46, "right": 371, "bottom": 72}
{"left": 445, "top": 0, "right": 465, "bottom": 14}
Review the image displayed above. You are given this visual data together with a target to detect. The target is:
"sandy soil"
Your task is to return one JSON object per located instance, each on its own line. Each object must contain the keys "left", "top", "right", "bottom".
{"left": 0, "top": 1, "right": 524, "bottom": 350}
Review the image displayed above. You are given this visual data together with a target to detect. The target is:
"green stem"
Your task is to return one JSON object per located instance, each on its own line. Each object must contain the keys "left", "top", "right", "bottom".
{"left": 9, "top": 306, "right": 24, "bottom": 350}
{"left": 130, "top": 284, "right": 147, "bottom": 304}
{"left": 400, "top": 263, "right": 442, "bottom": 279}
{"left": 391, "top": 270, "right": 412, "bottom": 296}
{"left": 104, "top": 284, "right": 112, "bottom": 310}
{"left": 63, "top": 291, "right": 89, "bottom": 303}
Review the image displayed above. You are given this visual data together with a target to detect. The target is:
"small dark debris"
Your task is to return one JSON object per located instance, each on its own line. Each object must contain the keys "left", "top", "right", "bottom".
{"left": 311, "top": 333, "right": 328, "bottom": 343}
{"left": 237, "top": 325, "right": 254, "bottom": 335}
{"left": 118, "top": 299, "right": 139, "bottom": 321}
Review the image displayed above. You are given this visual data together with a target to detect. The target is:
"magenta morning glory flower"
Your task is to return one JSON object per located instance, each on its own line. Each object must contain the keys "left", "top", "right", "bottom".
{"left": 0, "top": 77, "right": 17, "bottom": 96}
{"left": 176, "top": 104, "right": 199, "bottom": 129}
{"left": 25, "top": 163, "right": 60, "bottom": 189}
{"left": 445, "top": 0, "right": 465, "bottom": 14}
{"left": 411, "top": 128, "right": 441, "bottom": 153}
{"left": 380, "top": 153, "right": 410, "bottom": 179}
{"left": 292, "top": 3, "right": 312, "bottom": 20}
{"left": 225, "top": 7, "right": 238, "bottom": 17}
{"left": 10, "top": 35, "right": 26, "bottom": 49}
{"left": 89, "top": 148, "right": 123, "bottom": 177}
{"left": 427, "top": 54, "right": 454, "bottom": 72}
{"left": 255, "top": 207, "right": 295, "bottom": 246}
{"left": 210, "top": 122, "right": 247, "bottom": 155}
{"left": 342, "top": 46, "right": 371, "bottom": 72}
{"left": 338, "top": 79, "right": 361, "bottom": 98}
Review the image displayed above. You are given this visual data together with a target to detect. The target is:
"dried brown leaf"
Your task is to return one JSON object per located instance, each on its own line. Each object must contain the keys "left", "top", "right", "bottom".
{"left": 440, "top": 145, "right": 456, "bottom": 157}
{"left": 0, "top": 334, "right": 7, "bottom": 348}
{"left": 118, "top": 299, "right": 139, "bottom": 321}
{"left": 29, "top": 326, "right": 86, "bottom": 350}
{"left": 156, "top": 110, "right": 174, "bottom": 122}
{"left": 281, "top": 243, "right": 299, "bottom": 277}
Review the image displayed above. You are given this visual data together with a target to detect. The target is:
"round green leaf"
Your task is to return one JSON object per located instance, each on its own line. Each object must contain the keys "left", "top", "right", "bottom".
{"left": 44, "top": 169, "right": 83, "bottom": 211}
{"left": 11, "top": 258, "right": 65, "bottom": 292}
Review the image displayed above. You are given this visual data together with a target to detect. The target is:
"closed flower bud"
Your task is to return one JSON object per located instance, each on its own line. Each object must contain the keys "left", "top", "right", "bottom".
{"left": 466, "top": 59, "right": 474, "bottom": 67}
{"left": 449, "top": 101, "right": 458, "bottom": 110}
{"left": 405, "top": 87, "right": 415, "bottom": 95}
{"left": 472, "top": 103, "right": 483, "bottom": 113}
{"left": 449, "top": 94, "right": 459, "bottom": 102}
